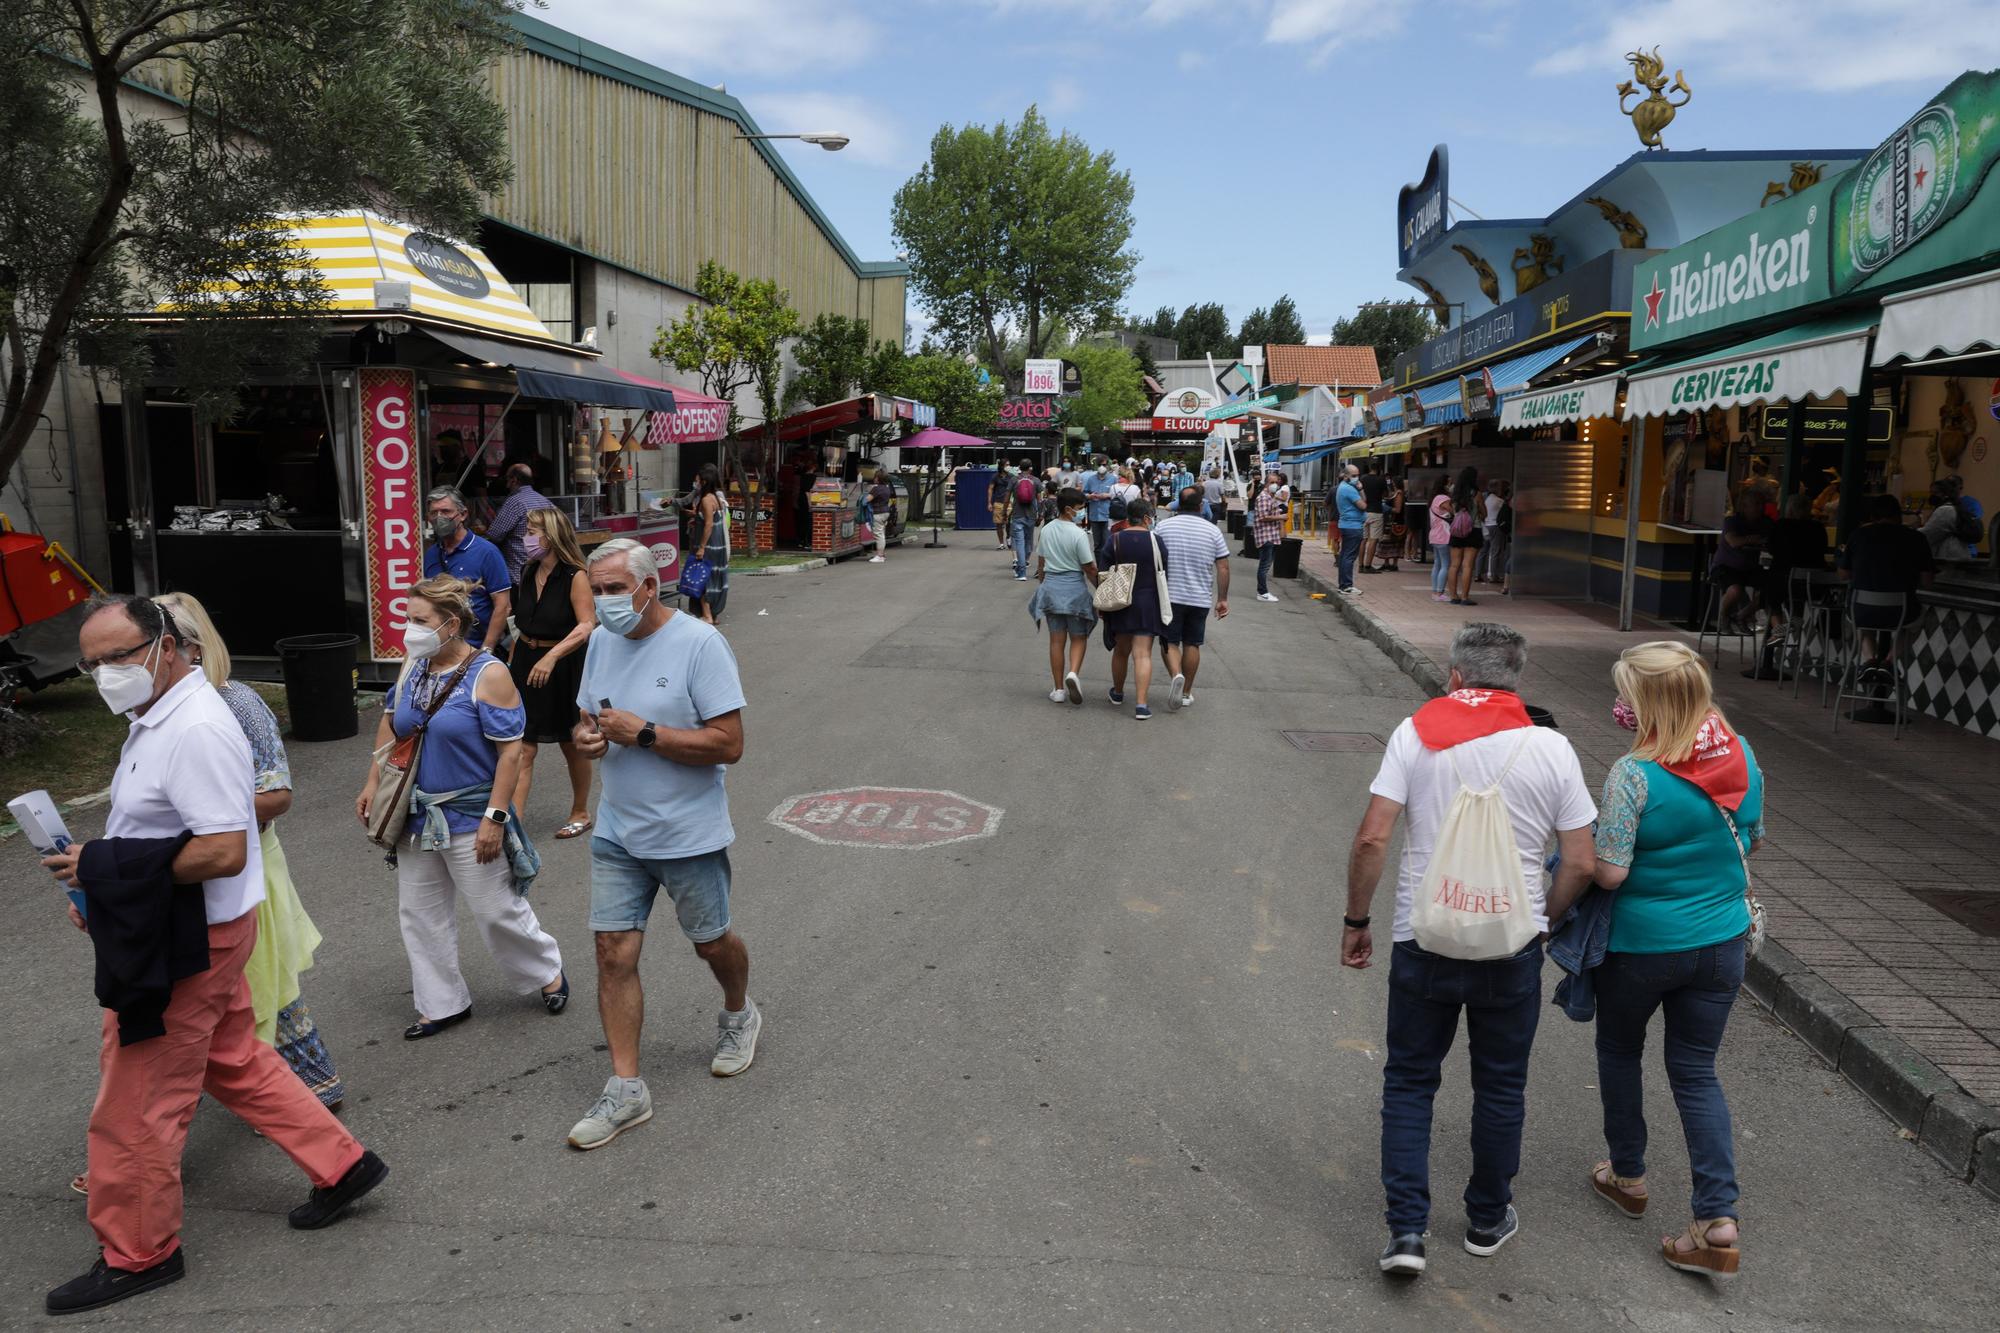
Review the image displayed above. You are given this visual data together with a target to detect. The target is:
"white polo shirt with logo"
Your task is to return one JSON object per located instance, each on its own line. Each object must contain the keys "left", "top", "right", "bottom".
{"left": 105, "top": 670, "right": 264, "bottom": 924}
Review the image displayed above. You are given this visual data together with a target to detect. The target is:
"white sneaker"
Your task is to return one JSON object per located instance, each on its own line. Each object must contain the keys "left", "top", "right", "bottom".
{"left": 1258, "top": 592, "right": 1280, "bottom": 602}
{"left": 712, "top": 1000, "right": 762, "bottom": 1076}
{"left": 1180, "top": 692, "right": 1195, "bottom": 708}
{"left": 1049, "top": 688, "right": 1068, "bottom": 703}
{"left": 1167, "top": 674, "right": 1185, "bottom": 710}
{"left": 869, "top": 555, "right": 886, "bottom": 563}
{"left": 1063, "top": 671, "right": 1083, "bottom": 705}
{"left": 566, "top": 1077, "right": 653, "bottom": 1150}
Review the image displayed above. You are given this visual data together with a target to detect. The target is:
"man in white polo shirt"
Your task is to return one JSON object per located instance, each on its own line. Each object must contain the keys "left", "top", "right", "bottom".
{"left": 38, "top": 596, "right": 386, "bottom": 1316}
{"left": 1153, "top": 485, "right": 1231, "bottom": 711}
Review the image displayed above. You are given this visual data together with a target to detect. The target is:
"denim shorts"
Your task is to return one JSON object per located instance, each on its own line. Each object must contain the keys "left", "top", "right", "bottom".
{"left": 588, "top": 837, "right": 732, "bottom": 942}
{"left": 1046, "top": 612, "right": 1094, "bottom": 635}
{"left": 1159, "top": 605, "right": 1209, "bottom": 647}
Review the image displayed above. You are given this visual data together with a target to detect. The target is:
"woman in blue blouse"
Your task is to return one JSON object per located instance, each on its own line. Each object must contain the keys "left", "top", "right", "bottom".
{"left": 357, "top": 576, "right": 567, "bottom": 1040}
{"left": 1590, "top": 640, "right": 1764, "bottom": 1279}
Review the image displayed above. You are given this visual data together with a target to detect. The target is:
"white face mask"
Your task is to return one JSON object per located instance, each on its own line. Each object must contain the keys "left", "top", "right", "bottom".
{"left": 401, "top": 621, "right": 447, "bottom": 659}
{"left": 94, "top": 638, "right": 161, "bottom": 715}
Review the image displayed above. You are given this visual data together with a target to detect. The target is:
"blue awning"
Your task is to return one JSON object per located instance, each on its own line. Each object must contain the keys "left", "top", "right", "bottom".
{"left": 1412, "top": 378, "right": 1465, "bottom": 426}
{"left": 427, "top": 328, "right": 677, "bottom": 412}
{"left": 1484, "top": 334, "right": 1596, "bottom": 394}
{"left": 1275, "top": 442, "right": 1343, "bottom": 464}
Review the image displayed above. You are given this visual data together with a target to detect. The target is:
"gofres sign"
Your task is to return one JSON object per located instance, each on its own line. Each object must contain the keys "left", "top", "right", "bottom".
{"left": 358, "top": 368, "right": 422, "bottom": 661}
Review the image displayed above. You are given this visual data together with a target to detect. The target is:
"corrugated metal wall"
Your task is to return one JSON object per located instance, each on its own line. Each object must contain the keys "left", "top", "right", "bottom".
{"left": 486, "top": 52, "right": 905, "bottom": 336}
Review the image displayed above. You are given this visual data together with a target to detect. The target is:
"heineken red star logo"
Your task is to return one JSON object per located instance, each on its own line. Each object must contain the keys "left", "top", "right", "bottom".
{"left": 1914, "top": 163, "right": 1928, "bottom": 188}
{"left": 1642, "top": 273, "right": 1665, "bottom": 328}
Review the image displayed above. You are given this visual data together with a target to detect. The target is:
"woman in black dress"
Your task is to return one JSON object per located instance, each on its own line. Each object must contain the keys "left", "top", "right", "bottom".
{"left": 506, "top": 506, "right": 597, "bottom": 838}
{"left": 1098, "top": 499, "right": 1171, "bottom": 720}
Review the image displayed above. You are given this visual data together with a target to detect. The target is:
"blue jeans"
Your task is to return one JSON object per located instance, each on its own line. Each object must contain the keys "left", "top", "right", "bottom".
{"left": 1381, "top": 939, "right": 1543, "bottom": 1235}
{"left": 1010, "top": 515, "right": 1035, "bottom": 577}
{"left": 1337, "top": 526, "right": 1363, "bottom": 589}
{"left": 1594, "top": 940, "right": 1744, "bottom": 1220}
{"left": 1431, "top": 541, "right": 1450, "bottom": 594}
{"left": 1256, "top": 541, "right": 1275, "bottom": 594}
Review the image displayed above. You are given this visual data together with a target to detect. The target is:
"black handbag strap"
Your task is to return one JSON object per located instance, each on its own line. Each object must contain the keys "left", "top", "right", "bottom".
{"left": 405, "top": 654, "right": 476, "bottom": 737}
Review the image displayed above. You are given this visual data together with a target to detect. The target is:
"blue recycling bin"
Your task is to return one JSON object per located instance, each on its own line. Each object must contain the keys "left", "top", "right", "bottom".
{"left": 956, "top": 468, "right": 996, "bottom": 531}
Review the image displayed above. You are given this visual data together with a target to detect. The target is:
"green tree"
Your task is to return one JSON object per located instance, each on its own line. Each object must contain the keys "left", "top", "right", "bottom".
{"left": 785, "top": 313, "right": 873, "bottom": 410}
{"left": 1237, "top": 306, "right": 1271, "bottom": 349}
{"left": 1266, "top": 294, "right": 1308, "bottom": 345}
{"left": 651, "top": 261, "right": 800, "bottom": 555}
{"left": 1173, "top": 302, "right": 1232, "bottom": 360}
{"left": 1331, "top": 300, "right": 1438, "bottom": 370}
{"left": 892, "top": 106, "right": 1138, "bottom": 377}
{"left": 1143, "top": 305, "right": 1177, "bottom": 340}
{"left": 1130, "top": 336, "right": 1160, "bottom": 384}
{"left": 1058, "top": 343, "right": 1148, "bottom": 452}
{"left": 0, "top": 0, "right": 523, "bottom": 487}
{"left": 890, "top": 353, "right": 1003, "bottom": 437}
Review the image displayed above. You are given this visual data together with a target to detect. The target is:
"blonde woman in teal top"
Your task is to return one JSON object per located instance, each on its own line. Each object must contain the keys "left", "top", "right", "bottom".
{"left": 1589, "top": 641, "right": 1764, "bottom": 1282}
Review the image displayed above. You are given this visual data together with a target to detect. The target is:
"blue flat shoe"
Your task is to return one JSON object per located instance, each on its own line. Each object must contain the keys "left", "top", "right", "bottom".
{"left": 402, "top": 1007, "right": 471, "bottom": 1041}
{"left": 543, "top": 972, "right": 570, "bottom": 1015}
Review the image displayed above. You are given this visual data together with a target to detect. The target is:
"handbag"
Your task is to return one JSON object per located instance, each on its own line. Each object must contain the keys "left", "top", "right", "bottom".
{"left": 1093, "top": 559, "right": 1136, "bottom": 612}
{"left": 1710, "top": 800, "right": 1767, "bottom": 958}
{"left": 679, "top": 557, "right": 713, "bottom": 598}
{"left": 366, "top": 656, "right": 474, "bottom": 850}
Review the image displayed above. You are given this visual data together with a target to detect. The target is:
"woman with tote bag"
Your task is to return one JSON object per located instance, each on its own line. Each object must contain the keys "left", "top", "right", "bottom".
{"left": 1095, "top": 499, "right": 1173, "bottom": 720}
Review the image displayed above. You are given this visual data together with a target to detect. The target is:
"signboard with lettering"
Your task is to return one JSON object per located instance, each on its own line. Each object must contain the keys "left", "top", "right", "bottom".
{"left": 997, "top": 395, "right": 1065, "bottom": 430}
{"left": 1205, "top": 391, "right": 1280, "bottom": 421}
{"left": 1398, "top": 145, "right": 1450, "bottom": 270}
{"left": 1629, "top": 181, "right": 1833, "bottom": 352}
{"left": 1391, "top": 250, "right": 1641, "bottom": 384}
{"left": 1024, "top": 359, "right": 1062, "bottom": 395}
{"left": 1760, "top": 404, "right": 1894, "bottom": 443}
{"left": 358, "top": 368, "right": 422, "bottom": 661}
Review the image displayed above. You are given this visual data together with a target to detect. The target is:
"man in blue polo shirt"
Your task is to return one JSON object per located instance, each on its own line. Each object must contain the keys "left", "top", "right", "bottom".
{"left": 1335, "top": 463, "right": 1368, "bottom": 596}
{"left": 1080, "top": 456, "right": 1115, "bottom": 555}
{"left": 421, "top": 487, "right": 512, "bottom": 651}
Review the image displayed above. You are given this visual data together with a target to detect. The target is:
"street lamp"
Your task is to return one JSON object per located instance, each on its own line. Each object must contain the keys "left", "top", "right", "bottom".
{"left": 736, "top": 132, "right": 849, "bottom": 151}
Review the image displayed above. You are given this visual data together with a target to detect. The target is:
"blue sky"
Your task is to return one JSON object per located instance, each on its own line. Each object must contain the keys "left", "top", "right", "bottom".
{"left": 542, "top": 0, "right": 2000, "bottom": 345}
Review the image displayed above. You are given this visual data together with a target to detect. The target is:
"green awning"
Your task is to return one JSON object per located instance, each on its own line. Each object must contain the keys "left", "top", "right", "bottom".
{"left": 1623, "top": 308, "right": 1877, "bottom": 419}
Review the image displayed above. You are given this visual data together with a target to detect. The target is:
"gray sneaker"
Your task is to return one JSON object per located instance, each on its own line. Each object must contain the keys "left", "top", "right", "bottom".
{"left": 566, "top": 1077, "right": 653, "bottom": 1150}
{"left": 711, "top": 1000, "right": 762, "bottom": 1077}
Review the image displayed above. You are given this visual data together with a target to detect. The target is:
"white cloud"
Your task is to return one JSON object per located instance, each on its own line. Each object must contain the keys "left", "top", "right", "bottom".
{"left": 1046, "top": 77, "right": 1085, "bottom": 116}
{"left": 1534, "top": 0, "right": 2000, "bottom": 92}
{"left": 1176, "top": 49, "right": 1208, "bottom": 71}
{"left": 739, "top": 91, "right": 909, "bottom": 168}
{"left": 1264, "top": 0, "right": 1410, "bottom": 64}
{"left": 541, "top": 0, "right": 877, "bottom": 78}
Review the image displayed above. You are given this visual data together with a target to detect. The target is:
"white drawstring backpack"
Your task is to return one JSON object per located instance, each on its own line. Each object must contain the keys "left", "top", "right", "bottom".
{"left": 1410, "top": 732, "right": 1538, "bottom": 961}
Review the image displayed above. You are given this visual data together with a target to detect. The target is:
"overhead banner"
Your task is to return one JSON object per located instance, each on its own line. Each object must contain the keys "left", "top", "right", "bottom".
{"left": 1628, "top": 180, "right": 1833, "bottom": 352}
{"left": 358, "top": 368, "right": 422, "bottom": 662}
{"left": 1497, "top": 373, "right": 1621, "bottom": 430}
{"left": 1390, "top": 249, "right": 1644, "bottom": 384}
{"left": 1398, "top": 145, "right": 1450, "bottom": 270}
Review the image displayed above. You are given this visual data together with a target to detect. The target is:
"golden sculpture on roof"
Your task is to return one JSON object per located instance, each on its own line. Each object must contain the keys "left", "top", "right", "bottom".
{"left": 1760, "top": 162, "right": 1824, "bottom": 208}
{"left": 1585, "top": 196, "right": 1649, "bottom": 248}
{"left": 1452, "top": 244, "right": 1500, "bottom": 305}
{"left": 1410, "top": 277, "right": 1452, "bottom": 327}
{"left": 1511, "top": 233, "right": 1565, "bottom": 296}
{"left": 1618, "top": 47, "right": 1691, "bottom": 150}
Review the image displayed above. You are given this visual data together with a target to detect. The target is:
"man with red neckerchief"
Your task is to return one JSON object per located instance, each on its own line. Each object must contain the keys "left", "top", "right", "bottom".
{"left": 1341, "top": 623, "right": 1598, "bottom": 1281}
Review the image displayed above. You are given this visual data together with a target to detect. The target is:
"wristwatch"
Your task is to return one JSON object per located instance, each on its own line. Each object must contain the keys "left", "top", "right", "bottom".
{"left": 484, "top": 807, "right": 509, "bottom": 825}
{"left": 635, "top": 722, "right": 658, "bottom": 750}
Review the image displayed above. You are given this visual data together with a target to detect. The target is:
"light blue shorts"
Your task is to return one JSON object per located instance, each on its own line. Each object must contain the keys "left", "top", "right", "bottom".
{"left": 588, "top": 838, "right": 732, "bottom": 942}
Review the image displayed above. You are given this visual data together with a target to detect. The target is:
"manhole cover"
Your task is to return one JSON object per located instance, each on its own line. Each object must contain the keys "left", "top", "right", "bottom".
{"left": 1906, "top": 889, "right": 2000, "bottom": 938}
{"left": 1281, "top": 730, "right": 1384, "bottom": 754}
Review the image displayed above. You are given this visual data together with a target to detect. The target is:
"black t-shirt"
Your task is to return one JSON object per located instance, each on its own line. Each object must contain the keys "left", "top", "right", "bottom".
{"left": 1838, "top": 521, "right": 1935, "bottom": 592}
{"left": 1360, "top": 473, "right": 1387, "bottom": 513}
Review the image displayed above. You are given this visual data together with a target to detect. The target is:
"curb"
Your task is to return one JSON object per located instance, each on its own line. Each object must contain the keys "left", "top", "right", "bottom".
{"left": 1297, "top": 564, "right": 2000, "bottom": 1201}
{"left": 737, "top": 558, "right": 829, "bottom": 577}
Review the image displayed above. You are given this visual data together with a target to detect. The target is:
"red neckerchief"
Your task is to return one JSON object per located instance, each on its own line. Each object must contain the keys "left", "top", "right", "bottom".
{"left": 1411, "top": 688, "right": 1534, "bottom": 750}
{"left": 1659, "top": 712, "right": 1750, "bottom": 812}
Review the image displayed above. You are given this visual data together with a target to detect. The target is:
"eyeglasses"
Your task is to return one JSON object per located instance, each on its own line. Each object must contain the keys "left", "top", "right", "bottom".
{"left": 78, "top": 638, "right": 156, "bottom": 674}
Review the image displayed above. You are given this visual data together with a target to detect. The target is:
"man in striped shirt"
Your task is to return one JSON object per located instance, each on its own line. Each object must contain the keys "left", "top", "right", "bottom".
{"left": 1153, "top": 487, "right": 1232, "bottom": 711}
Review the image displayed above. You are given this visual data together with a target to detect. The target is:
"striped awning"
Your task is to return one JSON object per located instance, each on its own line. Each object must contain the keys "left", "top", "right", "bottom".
{"left": 158, "top": 210, "right": 559, "bottom": 343}
{"left": 1485, "top": 335, "right": 1596, "bottom": 394}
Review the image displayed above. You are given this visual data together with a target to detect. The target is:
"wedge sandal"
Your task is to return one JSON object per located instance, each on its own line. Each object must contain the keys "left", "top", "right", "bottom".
{"left": 1663, "top": 1218, "right": 1740, "bottom": 1279}
{"left": 1590, "top": 1161, "right": 1648, "bottom": 1219}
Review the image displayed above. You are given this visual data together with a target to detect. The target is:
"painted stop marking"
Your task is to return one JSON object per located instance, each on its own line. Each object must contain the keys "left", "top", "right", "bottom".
{"left": 767, "top": 786, "right": 1003, "bottom": 850}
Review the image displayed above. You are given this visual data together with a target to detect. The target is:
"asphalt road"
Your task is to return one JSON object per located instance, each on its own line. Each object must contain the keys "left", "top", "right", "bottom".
{"left": 4, "top": 540, "right": 1997, "bottom": 1331}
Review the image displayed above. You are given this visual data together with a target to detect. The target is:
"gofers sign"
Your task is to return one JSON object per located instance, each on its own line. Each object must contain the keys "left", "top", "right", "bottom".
{"left": 1398, "top": 145, "right": 1450, "bottom": 270}
{"left": 358, "top": 368, "right": 422, "bottom": 661}
{"left": 647, "top": 402, "right": 729, "bottom": 445}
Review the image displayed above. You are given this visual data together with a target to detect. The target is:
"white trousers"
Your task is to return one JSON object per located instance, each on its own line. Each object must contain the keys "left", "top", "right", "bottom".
{"left": 396, "top": 831, "right": 563, "bottom": 1019}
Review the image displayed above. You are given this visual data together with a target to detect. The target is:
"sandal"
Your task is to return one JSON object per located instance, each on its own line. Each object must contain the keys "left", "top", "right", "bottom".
{"left": 1590, "top": 1161, "right": 1647, "bottom": 1218}
{"left": 554, "top": 818, "right": 594, "bottom": 840}
{"left": 1663, "top": 1218, "right": 1740, "bottom": 1279}
{"left": 70, "top": 1173, "right": 88, "bottom": 1197}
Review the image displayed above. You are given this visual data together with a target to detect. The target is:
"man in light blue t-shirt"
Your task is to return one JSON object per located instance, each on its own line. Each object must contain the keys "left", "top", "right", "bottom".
{"left": 564, "top": 538, "right": 754, "bottom": 1152}
{"left": 1080, "top": 456, "right": 1116, "bottom": 555}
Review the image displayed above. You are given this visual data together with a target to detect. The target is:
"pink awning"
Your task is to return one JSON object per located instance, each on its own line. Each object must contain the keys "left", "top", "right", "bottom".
{"left": 895, "top": 426, "right": 993, "bottom": 450}
{"left": 616, "top": 368, "right": 731, "bottom": 445}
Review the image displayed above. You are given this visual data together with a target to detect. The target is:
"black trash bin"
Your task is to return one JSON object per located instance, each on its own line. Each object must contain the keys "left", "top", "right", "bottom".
{"left": 1273, "top": 536, "right": 1304, "bottom": 579}
{"left": 275, "top": 633, "right": 359, "bottom": 742}
{"left": 1227, "top": 510, "right": 1245, "bottom": 537}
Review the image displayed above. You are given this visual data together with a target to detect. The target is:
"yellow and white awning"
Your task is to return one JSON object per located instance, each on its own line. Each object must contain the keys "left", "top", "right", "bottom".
{"left": 158, "top": 210, "right": 557, "bottom": 343}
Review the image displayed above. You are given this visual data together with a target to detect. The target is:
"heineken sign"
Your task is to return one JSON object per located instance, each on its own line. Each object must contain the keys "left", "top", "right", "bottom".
{"left": 1630, "top": 183, "right": 1831, "bottom": 351}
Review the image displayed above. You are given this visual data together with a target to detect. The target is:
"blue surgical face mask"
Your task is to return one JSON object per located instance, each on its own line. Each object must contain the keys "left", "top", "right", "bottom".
{"left": 594, "top": 583, "right": 651, "bottom": 636}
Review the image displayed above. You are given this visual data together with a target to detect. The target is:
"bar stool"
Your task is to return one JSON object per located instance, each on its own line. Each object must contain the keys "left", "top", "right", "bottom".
{"left": 1697, "top": 580, "right": 1757, "bottom": 668}
{"left": 1831, "top": 590, "right": 1912, "bottom": 738}
{"left": 1786, "top": 568, "right": 1843, "bottom": 703}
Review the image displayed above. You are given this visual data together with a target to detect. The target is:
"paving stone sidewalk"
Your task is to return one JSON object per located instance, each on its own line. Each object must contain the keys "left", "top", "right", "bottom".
{"left": 1288, "top": 537, "right": 2000, "bottom": 1143}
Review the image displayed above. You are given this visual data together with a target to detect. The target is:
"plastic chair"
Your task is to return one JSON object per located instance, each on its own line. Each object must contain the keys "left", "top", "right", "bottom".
{"left": 1832, "top": 590, "right": 1911, "bottom": 738}
{"left": 1696, "top": 581, "right": 1757, "bottom": 668}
